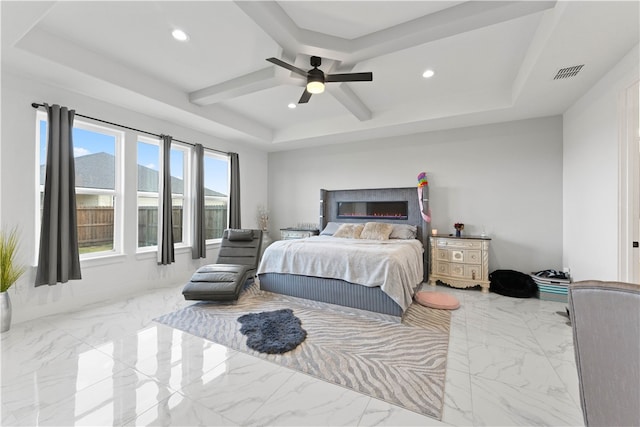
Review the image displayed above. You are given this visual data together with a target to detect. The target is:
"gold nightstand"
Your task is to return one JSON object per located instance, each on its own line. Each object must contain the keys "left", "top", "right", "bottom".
{"left": 429, "top": 235, "right": 491, "bottom": 293}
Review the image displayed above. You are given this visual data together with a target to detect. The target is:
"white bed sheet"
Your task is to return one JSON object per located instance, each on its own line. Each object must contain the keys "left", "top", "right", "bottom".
{"left": 257, "top": 235, "right": 424, "bottom": 311}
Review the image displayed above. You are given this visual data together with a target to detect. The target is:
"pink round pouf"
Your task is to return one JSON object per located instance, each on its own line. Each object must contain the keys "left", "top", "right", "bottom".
{"left": 415, "top": 291, "right": 460, "bottom": 310}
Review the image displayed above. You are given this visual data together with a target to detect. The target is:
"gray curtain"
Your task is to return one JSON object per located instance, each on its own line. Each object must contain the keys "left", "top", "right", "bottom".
{"left": 191, "top": 144, "right": 206, "bottom": 259}
{"left": 158, "top": 135, "right": 175, "bottom": 265}
{"left": 35, "top": 104, "right": 82, "bottom": 286}
{"left": 229, "top": 152, "right": 241, "bottom": 229}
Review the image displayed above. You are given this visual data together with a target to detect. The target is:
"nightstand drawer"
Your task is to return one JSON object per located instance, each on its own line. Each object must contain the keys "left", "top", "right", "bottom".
{"left": 436, "top": 249, "right": 449, "bottom": 261}
{"left": 448, "top": 263, "right": 482, "bottom": 280}
{"left": 465, "top": 250, "right": 481, "bottom": 264}
{"left": 465, "top": 265, "right": 482, "bottom": 281}
{"left": 437, "top": 238, "right": 483, "bottom": 250}
{"left": 435, "top": 262, "right": 450, "bottom": 275}
{"left": 449, "top": 263, "right": 466, "bottom": 277}
{"left": 445, "top": 249, "right": 481, "bottom": 264}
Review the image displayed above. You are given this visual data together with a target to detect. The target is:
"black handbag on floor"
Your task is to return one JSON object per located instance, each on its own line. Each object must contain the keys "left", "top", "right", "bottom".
{"left": 489, "top": 269, "right": 538, "bottom": 298}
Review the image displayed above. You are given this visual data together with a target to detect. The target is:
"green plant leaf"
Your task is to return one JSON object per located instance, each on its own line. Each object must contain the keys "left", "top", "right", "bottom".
{"left": 1, "top": 227, "right": 26, "bottom": 292}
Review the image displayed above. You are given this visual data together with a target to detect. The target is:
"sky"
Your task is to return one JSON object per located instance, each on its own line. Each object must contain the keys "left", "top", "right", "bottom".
{"left": 39, "top": 120, "right": 229, "bottom": 194}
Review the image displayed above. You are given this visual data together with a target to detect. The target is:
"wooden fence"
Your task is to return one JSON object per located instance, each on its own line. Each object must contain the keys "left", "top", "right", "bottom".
{"left": 75, "top": 206, "right": 228, "bottom": 250}
{"left": 77, "top": 207, "right": 113, "bottom": 248}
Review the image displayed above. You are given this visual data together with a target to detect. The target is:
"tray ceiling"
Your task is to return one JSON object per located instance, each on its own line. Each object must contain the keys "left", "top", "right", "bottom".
{"left": 2, "top": 1, "right": 638, "bottom": 151}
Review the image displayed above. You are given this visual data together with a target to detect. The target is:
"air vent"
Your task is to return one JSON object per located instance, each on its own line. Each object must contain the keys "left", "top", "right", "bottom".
{"left": 554, "top": 65, "right": 584, "bottom": 80}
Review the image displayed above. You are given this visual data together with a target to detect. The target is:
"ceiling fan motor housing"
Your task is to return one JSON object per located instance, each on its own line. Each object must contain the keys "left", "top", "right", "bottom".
{"left": 307, "top": 67, "right": 325, "bottom": 84}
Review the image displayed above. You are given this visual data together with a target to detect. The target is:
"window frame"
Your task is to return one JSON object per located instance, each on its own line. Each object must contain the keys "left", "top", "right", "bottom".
{"left": 35, "top": 111, "right": 124, "bottom": 261}
{"left": 170, "top": 142, "right": 192, "bottom": 249}
{"left": 203, "top": 149, "right": 230, "bottom": 244}
{"left": 136, "top": 136, "right": 161, "bottom": 253}
{"left": 135, "top": 138, "right": 193, "bottom": 252}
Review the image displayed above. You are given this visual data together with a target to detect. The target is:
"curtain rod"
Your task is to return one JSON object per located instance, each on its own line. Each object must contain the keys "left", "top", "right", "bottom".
{"left": 31, "top": 102, "right": 231, "bottom": 156}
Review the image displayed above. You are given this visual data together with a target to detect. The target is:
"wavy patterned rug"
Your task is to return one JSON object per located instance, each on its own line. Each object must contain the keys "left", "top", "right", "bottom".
{"left": 154, "top": 283, "right": 451, "bottom": 419}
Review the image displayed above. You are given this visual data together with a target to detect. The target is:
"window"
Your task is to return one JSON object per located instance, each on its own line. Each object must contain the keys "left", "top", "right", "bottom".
{"left": 137, "top": 140, "right": 191, "bottom": 249}
{"left": 37, "top": 112, "right": 123, "bottom": 257}
{"left": 203, "top": 151, "right": 229, "bottom": 241}
{"left": 170, "top": 144, "right": 190, "bottom": 246}
{"left": 137, "top": 138, "right": 160, "bottom": 249}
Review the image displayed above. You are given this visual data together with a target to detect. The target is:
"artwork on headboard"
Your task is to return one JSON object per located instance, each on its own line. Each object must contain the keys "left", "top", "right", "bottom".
{"left": 319, "top": 187, "right": 430, "bottom": 280}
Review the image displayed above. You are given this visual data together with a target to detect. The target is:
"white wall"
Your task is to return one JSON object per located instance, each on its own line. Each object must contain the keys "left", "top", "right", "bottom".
{"left": 0, "top": 71, "right": 269, "bottom": 324}
{"left": 268, "top": 116, "right": 564, "bottom": 275}
{"left": 563, "top": 44, "right": 639, "bottom": 281}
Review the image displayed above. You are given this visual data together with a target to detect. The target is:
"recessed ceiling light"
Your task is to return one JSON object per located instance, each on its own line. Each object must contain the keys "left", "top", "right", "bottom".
{"left": 172, "top": 29, "right": 189, "bottom": 42}
{"left": 288, "top": 103, "right": 296, "bottom": 109}
{"left": 422, "top": 69, "right": 435, "bottom": 78}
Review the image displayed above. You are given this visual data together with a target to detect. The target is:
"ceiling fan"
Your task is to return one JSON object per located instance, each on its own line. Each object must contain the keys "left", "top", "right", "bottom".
{"left": 266, "top": 56, "right": 373, "bottom": 104}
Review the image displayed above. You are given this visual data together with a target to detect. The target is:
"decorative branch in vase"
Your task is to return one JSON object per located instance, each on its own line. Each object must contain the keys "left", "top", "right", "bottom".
{"left": 257, "top": 205, "right": 269, "bottom": 232}
{"left": 454, "top": 222, "right": 464, "bottom": 237}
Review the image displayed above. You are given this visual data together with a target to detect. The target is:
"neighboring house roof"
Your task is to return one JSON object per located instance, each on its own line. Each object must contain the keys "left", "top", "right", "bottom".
{"left": 40, "top": 152, "right": 226, "bottom": 197}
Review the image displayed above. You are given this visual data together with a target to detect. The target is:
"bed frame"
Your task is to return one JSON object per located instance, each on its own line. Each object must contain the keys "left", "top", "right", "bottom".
{"left": 258, "top": 187, "right": 430, "bottom": 317}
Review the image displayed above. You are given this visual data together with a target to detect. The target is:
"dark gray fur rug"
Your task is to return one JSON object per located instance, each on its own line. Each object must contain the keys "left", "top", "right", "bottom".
{"left": 237, "top": 308, "right": 307, "bottom": 354}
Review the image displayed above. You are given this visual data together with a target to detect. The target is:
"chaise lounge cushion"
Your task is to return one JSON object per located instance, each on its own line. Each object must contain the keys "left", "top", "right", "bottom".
{"left": 182, "top": 229, "right": 263, "bottom": 301}
{"left": 183, "top": 264, "right": 252, "bottom": 301}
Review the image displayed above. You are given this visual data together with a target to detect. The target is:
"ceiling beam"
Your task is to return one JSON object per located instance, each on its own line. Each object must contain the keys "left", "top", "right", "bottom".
{"left": 511, "top": 1, "right": 567, "bottom": 103}
{"left": 328, "top": 83, "right": 372, "bottom": 121}
{"left": 235, "top": 1, "right": 353, "bottom": 60}
{"left": 189, "top": 66, "right": 280, "bottom": 105}
{"left": 350, "top": 1, "right": 556, "bottom": 63}
{"left": 235, "top": 0, "right": 556, "bottom": 67}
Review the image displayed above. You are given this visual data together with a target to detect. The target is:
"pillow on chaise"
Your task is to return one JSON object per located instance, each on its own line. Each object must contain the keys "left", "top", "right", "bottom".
{"left": 227, "top": 229, "right": 254, "bottom": 241}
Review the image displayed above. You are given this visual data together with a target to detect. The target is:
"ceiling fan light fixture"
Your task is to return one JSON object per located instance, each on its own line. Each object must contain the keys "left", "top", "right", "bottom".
{"left": 306, "top": 80, "right": 325, "bottom": 94}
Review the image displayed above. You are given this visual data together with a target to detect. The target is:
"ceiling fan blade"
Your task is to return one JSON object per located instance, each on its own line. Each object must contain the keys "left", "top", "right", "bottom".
{"left": 266, "top": 57, "right": 308, "bottom": 77}
{"left": 326, "top": 72, "right": 373, "bottom": 83}
{"left": 298, "top": 89, "right": 312, "bottom": 104}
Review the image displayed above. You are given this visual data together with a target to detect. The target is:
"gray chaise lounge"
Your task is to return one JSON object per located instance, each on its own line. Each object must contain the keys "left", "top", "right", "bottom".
{"left": 182, "top": 229, "right": 263, "bottom": 301}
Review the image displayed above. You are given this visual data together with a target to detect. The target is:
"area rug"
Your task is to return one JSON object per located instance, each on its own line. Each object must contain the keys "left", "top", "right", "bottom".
{"left": 154, "top": 284, "right": 451, "bottom": 419}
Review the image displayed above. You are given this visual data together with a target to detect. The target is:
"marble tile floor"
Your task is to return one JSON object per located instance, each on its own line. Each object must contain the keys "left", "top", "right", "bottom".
{"left": 1, "top": 282, "right": 585, "bottom": 426}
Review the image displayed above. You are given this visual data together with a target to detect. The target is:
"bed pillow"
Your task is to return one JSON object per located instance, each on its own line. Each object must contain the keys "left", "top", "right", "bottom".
{"left": 390, "top": 224, "right": 417, "bottom": 239}
{"left": 333, "top": 223, "right": 364, "bottom": 239}
{"left": 320, "top": 222, "right": 343, "bottom": 236}
{"left": 360, "top": 222, "right": 394, "bottom": 240}
{"left": 227, "top": 229, "right": 254, "bottom": 241}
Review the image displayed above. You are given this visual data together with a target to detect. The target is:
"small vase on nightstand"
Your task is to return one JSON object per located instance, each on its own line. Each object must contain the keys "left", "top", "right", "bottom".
{"left": 455, "top": 230, "right": 461, "bottom": 238}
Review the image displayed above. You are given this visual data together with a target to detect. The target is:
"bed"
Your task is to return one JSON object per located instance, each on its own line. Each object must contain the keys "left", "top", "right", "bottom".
{"left": 257, "top": 187, "right": 430, "bottom": 317}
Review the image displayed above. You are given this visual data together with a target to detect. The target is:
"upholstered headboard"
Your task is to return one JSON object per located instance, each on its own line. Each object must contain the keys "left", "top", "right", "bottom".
{"left": 319, "top": 187, "right": 430, "bottom": 281}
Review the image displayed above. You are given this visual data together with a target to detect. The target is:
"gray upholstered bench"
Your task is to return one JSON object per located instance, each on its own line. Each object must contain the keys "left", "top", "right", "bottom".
{"left": 183, "top": 229, "right": 263, "bottom": 301}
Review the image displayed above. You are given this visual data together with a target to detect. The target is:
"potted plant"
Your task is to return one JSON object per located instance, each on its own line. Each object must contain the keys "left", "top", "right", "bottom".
{"left": 1, "top": 227, "right": 26, "bottom": 332}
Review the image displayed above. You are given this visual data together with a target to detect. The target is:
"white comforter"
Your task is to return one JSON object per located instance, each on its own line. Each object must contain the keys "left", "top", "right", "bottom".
{"left": 257, "top": 236, "right": 424, "bottom": 311}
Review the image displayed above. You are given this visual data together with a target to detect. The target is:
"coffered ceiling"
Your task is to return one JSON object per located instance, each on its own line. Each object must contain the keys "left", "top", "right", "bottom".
{"left": 2, "top": 1, "right": 638, "bottom": 151}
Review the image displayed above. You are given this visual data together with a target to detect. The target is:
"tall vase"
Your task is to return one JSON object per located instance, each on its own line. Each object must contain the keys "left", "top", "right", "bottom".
{"left": 455, "top": 229, "right": 461, "bottom": 238}
{"left": 1, "top": 292, "right": 12, "bottom": 333}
